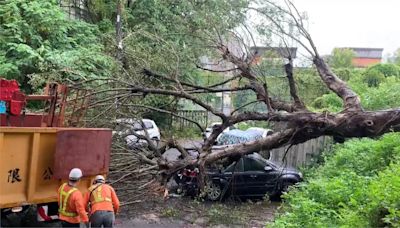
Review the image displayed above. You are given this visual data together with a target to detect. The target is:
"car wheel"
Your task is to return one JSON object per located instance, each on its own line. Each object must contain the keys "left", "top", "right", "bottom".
{"left": 280, "top": 180, "right": 295, "bottom": 194}
{"left": 206, "top": 182, "right": 222, "bottom": 201}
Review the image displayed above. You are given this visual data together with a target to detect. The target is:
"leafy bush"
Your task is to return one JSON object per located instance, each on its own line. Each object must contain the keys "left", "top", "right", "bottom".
{"left": 310, "top": 93, "right": 343, "bottom": 112}
{"left": 332, "top": 68, "right": 361, "bottom": 81}
{"left": 329, "top": 48, "right": 355, "bottom": 69}
{"left": 295, "top": 68, "right": 330, "bottom": 105}
{"left": 360, "top": 77, "right": 400, "bottom": 110}
{"left": 270, "top": 133, "right": 400, "bottom": 227}
{"left": 362, "top": 68, "right": 385, "bottom": 87}
{"left": 366, "top": 164, "right": 400, "bottom": 226}
{"left": 365, "top": 63, "right": 400, "bottom": 77}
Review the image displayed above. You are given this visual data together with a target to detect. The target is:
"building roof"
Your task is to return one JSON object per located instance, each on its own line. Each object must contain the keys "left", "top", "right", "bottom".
{"left": 250, "top": 46, "right": 297, "bottom": 59}
{"left": 339, "top": 47, "right": 383, "bottom": 59}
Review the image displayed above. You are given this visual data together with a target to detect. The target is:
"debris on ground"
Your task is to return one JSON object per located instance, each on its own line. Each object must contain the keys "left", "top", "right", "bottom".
{"left": 116, "top": 196, "right": 280, "bottom": 228}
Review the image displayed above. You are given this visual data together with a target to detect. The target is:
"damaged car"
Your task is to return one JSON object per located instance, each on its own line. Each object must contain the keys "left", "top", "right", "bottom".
{"left": 205, "top": 153, "right": 303, "bottom": 201}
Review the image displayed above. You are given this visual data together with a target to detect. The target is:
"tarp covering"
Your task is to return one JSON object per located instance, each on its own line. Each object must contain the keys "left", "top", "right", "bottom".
{"left": 217, "top": 129, "right": 264, "bottom": 145}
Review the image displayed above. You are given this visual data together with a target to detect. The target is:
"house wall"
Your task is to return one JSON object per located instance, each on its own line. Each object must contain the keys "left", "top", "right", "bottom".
{"left": 352, "top": 58, "right": 381, "bottom": 68}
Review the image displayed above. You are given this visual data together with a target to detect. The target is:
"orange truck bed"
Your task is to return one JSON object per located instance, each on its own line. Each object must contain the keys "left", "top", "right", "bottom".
{"left": 0, "top": 127, "right": 111, "bottom": 209}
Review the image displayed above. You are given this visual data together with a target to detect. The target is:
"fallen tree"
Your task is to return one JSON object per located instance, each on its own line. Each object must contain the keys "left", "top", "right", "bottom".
{"left": 83, "top": 0, "right": 400, "bottom": 190}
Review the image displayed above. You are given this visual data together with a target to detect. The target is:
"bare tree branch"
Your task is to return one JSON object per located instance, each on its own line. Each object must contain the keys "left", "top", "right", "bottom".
{"left": 195, "top": 64, "right": 238, "bottom": 73}
{"left": 121, "top": 103, "right": 205, "bottom": 132}
{"left": 231, "top": 100, "right": 262, "bottom": 115}
{"left": 207, "top": 75, "right": 241, "bottom": 88}
{"left": 129, "top": 86, "right": 227, "bottom": 120}
{"left": 188, "top": 86, "right": 252, "bottom": 94}
{"left": 313, "top": 57, "right": 362, "bottom": 111}
{"left": 142, "top": 68, "right": 249, "bottom": 94}
{"left": 285, "top": 57, "right": 305, "bottom": 109}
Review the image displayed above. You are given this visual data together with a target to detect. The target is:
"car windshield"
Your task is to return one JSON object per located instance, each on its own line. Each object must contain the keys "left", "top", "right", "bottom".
{"left": 132, "top": 121, "right": 153, "bottom": 130}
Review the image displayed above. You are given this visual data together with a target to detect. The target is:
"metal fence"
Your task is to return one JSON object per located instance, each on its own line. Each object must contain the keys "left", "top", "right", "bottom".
{"left": 269, "top": 136, "right": 333, "bottom": 168}
{"left": 171, "top": 110, "right": 208, "bottom": 130}
{"left": 59, "top": 0, "right": 89, "bottom": 20}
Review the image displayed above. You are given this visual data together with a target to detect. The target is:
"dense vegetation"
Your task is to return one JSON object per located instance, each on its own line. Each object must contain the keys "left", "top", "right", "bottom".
{"left": 272, "top": 63, "right": 400, "bottom": 227}
{"left": 0, "top": 0, "right": 115, "bottom": 92}
{"left": 270, "top": 133, "right": 400, "bottom": 227}
{"left": 0, "top": 0, "right": 247, "bottom": 127}
{"left": 311, "top": 63, "right": 400, "bottom": 112}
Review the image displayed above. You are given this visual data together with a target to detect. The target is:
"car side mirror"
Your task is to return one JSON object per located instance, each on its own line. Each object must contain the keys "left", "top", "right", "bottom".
{"left": 264, "top": 166, "right": 273, "bottom": 172}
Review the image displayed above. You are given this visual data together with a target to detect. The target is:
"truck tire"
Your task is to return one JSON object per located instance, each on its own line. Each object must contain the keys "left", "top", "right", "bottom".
{"left": 0, "top": 206, "right": 29, "bottom": 227}
{"left": 1, "top": 205, "right": 61, "bottom": 227}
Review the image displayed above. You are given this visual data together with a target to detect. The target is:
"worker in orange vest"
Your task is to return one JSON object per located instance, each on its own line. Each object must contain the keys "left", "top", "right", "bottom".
{"left": 58, "top": 168, "right": 89, "bottom": 227}
{"left": 84, "top": 175, "right": 120, "bottom": 228}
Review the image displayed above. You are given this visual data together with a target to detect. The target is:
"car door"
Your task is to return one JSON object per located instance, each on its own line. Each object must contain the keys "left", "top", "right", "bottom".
{"left": 243, "top": 157, "right": 276, "bottom": 196}
{"left": 223, "top": 158, "right": 246, "bottom": 196}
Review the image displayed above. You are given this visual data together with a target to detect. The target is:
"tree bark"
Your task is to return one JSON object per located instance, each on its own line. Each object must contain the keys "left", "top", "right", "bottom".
{"left": 285, "top": 58, "right": 305, "bottom": 110}
{"left": 313, "top": 57, "right": 362, "bottom": 111}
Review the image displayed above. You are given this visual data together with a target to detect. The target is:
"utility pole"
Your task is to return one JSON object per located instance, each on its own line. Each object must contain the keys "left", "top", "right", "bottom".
{"left": 114, "top": 0, "right": 124, "bottom": 112}
{"left": 116, "top": 0, "right": 123, "bottom": 62}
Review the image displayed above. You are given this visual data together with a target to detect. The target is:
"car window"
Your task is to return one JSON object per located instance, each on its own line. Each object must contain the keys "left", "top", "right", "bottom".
{"left": 132, "top": 121, "right": 154, "bottom": 130}
{"left": 131, "top": 122, "right": 142, "bottom": 130}
{"left": 144, "top": 121, "right": 154, "bottom": 129}
{"left": 224, "top": 158, "right": 243, "bottom": 172}
{"left": 244, "top": 157, "right": 265, "bottom": 171}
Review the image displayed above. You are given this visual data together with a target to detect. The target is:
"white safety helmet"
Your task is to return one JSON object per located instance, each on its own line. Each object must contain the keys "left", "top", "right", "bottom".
{"left": 95, "top": 175, "right": 105, "bottom": 183}
{"left": 69, "top": 168, "right": 83, "bottom": 181}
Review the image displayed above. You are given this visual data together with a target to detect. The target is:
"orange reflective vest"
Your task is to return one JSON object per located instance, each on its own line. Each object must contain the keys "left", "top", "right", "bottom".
{"left": 57, "top": 183, "right": 89, "bottom": 223}
{"left": 89, "top": 184, "right": 112, "bottom": 204}
{"left": 58, "top": 183, "right": 78, "bottom": 217}
{"left": 85, "top": 183, "right": 120, "bottom": 214}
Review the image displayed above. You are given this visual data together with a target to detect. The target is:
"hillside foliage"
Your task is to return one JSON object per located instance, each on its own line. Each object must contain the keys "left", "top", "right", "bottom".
{"left": 0, "top": 0, "right": 115, "bottom": 92}
{"left": 271, "top": 133, "right": 400, "bottom": 227}
{"left": 310, "top": 63, "right": 400, "bottom": 112}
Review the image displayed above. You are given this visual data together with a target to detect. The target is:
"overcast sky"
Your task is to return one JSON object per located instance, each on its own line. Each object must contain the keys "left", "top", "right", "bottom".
{"left": 291, "top": 0, "right": 400, "bottom": 56}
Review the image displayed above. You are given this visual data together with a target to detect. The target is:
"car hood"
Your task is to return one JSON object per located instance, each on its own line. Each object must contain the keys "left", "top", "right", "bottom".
{"left": 276, "top": 167, "right": 303, "bottom": 180}
{"left": 277, "top": 167, "right": 297, "bottom": 172}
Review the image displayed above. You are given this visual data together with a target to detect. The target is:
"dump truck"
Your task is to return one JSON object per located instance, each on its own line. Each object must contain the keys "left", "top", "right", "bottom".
{"left": 0, "top": 79, "right": 112, "bottom": 226}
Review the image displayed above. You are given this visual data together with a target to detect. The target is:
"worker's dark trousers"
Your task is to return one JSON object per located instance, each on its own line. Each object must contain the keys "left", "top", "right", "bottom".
{"left": 90, "top": 210, "right": 115, "bottom": 228}
{"left": 61, "top": 221, "right": 80, "bottom": 227}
